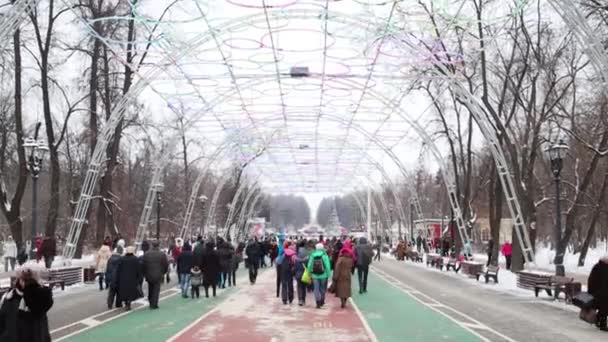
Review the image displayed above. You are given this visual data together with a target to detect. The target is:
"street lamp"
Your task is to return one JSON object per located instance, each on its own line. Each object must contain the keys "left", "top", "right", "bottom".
{"left": 545, "top": 139, "right": 568, "bottom": 276}
{"left": 23, "top": 137, "right": 49, "bottom": 259}
{"left": 155, "top": 182, "right": 164, "bottom": 242}
{"left": 198, "top": 195, "right": 208, "bottom": 237}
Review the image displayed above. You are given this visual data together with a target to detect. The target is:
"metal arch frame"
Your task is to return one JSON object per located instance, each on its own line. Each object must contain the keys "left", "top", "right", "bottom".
{"left": 205, "top": 170, "right": 233, "bottom": 236}
{"left": 64, "top": 8, "right": 534, "bottom": 262}
{"left": 223, "top": 178, "right": 261, "bottom": 239}
{"left": 177, "top": 112, "right": 423, "bottom": 244}
{"left": 0, "top": 0, "right": 36, "bottom": 51}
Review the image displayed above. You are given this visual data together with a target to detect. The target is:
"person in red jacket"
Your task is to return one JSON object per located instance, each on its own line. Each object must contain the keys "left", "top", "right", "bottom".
{"left": 35, "top": 236, "right": 43, "bottom": 263}
{"left": 501, "top": 242, "right": 513, "bottom": 270}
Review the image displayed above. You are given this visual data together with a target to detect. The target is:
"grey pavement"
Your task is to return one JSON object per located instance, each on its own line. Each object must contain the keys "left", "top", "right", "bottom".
{"left": 373, "top": 259, "right": 605, "bottom": 342}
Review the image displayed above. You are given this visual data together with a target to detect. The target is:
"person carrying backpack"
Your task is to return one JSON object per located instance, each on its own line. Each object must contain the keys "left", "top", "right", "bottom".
{"left": 307, "top": 243, "right": 332, "bottom": 309}
{"left": 355, "top": 237, "right": 373, "bottom": 294}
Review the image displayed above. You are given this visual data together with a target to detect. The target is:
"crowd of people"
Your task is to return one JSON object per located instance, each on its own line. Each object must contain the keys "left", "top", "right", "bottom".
{"left": 1, "top": 235, "right": 57, "bottom": 272}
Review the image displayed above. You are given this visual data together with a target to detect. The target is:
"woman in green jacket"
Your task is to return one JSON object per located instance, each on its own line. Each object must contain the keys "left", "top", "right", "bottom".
{"left": 307, "top": 243, "right": 332, "bottom": 308}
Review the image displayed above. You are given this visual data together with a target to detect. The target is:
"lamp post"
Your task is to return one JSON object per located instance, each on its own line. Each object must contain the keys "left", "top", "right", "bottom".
{"left": 155, "top": 182, "right": 164, "bottom": 242}
{"left": 198, "top": 195, "right": 208, "bottom": 237}
{"left": 23, "top": 137, "right": 49, "bottom": 259}
{"left": 546, "top": 139, "right": 568, "bottom": 276}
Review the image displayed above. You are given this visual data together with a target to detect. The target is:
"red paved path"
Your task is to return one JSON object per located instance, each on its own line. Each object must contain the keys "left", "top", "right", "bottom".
{"left": 171, "top": 270, "right": 372, "bottom": 342}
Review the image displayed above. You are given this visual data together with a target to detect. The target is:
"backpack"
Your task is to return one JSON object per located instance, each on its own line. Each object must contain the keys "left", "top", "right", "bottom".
{"left": 312, "top": 255, "right": 325, "bottom": 275}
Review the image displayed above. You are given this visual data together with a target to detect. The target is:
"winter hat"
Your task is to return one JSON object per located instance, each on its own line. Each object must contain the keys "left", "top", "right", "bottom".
{"left": 315, "top": 243, "right": 324, "bottom": 250}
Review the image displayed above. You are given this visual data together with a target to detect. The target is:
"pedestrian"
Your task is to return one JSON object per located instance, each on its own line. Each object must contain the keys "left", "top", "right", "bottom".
{"left": 331, "top": 240, "right": 343, "bottom": 270}
{"left": 0, "top": 268, "right": 53, "bottom": 342}
{"left": 280, "top": 242, "right": 296, "bottom": 305}
{"left": 190, "top": 265, "right": 202, "bottom": 299}
{"left": 486, "top": 239, "right": 494, "bottom": 267}
{"left": 396, "top": 240, "right": 406, "bottom": 261}
{"left": 34, "top": 236, "right": 43, "bottom": 264}
{"left": 374, "top": 240, "right": 382, "bottom": 261}
{"left": 355, "top": 237, "right": 373, "bottom": 294}
{"left": 294, "top": 240, "right": 310, "bottom": 306}
{"left": 103, "top": 236, "right": 112, "bottom": 248}
{"left": 260, "top": 238, "right": 269, "bottom": 268}
{"left": 177, "top": 243, "right": 194, "bottom": 298}
{"left": 269, "top": 240, "right": 278, "bottom": 267}
{"left": 307, "top": 243, "right": 331, "bottom": 309}
{"left": 115, "top": 246, "right": 143, "bottom": 311}
{"left": 106, "top": 246, "right": 123, "bottom": 309}
{"left": 217, "top": 238, "right": 233, "bottom": 289}
{"left": 230, "top": 240, "right": 240, "bottom": 287}
{"left": 501, "top": 241, "right": 512, "bottom": 270}
{"left": 40, "top": 236, "right": 56, "bottom": 269}
{"left": 94, "top": 244, "right": 112, "bottom": 291}
{"left": 142, "top": 241, "right": 168, "bottom": 309}
{"left": 588, "top": 255, "right": 608, "bottom": 331}
{"left": 172, "top": 238, "right": 184, "bottom": 282}
{"left": 201, "top": 241, "right": 220, "bottom": 298}
{"left": 2, "top": 236, "right": 17, "bottom": 272}
{"left": 245, "top": 238, "right": 261, "bottom": 285}
{"left": 334, "top": 243, "right": 355, "bottom": 309}
{"left": 275, "top": 233, "right": 286, "bottom": 297}
{"left": 416, "top": 235, "right": 422, "bottom": 252}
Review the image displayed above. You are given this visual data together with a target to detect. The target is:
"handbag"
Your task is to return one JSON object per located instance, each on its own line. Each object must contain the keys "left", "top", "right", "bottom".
{"left": 579, "top": 308, "right": 597, "bottom": 324}
{"left": 301, "top": 267, "right": 312, "bottom": 285}
{"left": 572, "top": 292, "right": 595, "bottom": 309}
{"left": 328, "top": 282, "right": 336, "bottom": 294}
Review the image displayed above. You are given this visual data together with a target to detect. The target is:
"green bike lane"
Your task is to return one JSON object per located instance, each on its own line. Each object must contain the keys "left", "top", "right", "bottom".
{"left": 59, "top": 265, "right": 483, "bottom": 341}
{"left": 352, "top": 271, "right": 482, "bottom": 342}
{"left": 59, "top": 267, "right": 253, "bottom": 342}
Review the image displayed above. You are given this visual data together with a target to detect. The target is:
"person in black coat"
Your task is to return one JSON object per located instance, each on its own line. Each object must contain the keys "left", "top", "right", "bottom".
{"left": 217, "top": 239, "right": 234, "bottom": 289}
{"left": 106, "top": 246, "right": 123, "bottom": 309}
{"left": 200, "top": 241, "right": 220, "bottom": 298}
{"left": 588, "top": 256, "right": 608, "bottom": 331}
{"left": 245, "top": 238, "right": 261, "bottom": 284}
{"left": 177, "top": 243, "right": 194, "bottom": 298}
{"left": 0, "top": 268, "right": 53, "bottom": 342}
{"left": 114, "top": 247, "right": 142, "bottom": 310}
{"left": 142, "top": 241, "right": 168, "bottom": 309}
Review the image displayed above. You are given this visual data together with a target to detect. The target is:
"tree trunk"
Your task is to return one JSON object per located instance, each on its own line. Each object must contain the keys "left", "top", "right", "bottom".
{"left": 578, "top": 171, "right": 608, "bottom": 266}
{"left": 489, "top": 164, "right": 502, "bottom": 267}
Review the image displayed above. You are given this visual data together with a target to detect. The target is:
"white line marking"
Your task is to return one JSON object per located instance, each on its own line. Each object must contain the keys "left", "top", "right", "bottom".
{"left": 165, "top": 271, "right": 255, "bottom": 342}
{"left": 53, "top": 285, "right": 183, "bottom": 340}
{"left": 372, "top": 266, "right": 518, "bottom": 342}
{"left": 350, "top": 297, "right": 380, "bottom": 342}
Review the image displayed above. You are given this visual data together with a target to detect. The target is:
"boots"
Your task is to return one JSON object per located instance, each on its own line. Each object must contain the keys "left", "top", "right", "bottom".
{"left": 597, "top": 315, "right": 607, "bottom": 331}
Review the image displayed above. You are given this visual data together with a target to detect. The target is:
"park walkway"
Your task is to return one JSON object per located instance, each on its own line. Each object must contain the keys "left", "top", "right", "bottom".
{"left": 55, "top": 266, "right": 484, "bottom": 342}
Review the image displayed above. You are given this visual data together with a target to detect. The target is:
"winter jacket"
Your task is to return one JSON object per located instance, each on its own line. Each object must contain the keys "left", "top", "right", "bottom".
{"left": 217, "top": 243, "right": 234, "bottom": 273}
{"left": 501, "top": 243, "right": 512, "bottom": 257}
{"left": 279, "top": 247, "right": 296, "bottom": 279}
{"left": 588, "top": 257, "right": 608, "bottom": 312}
{"left": 276, "top": 234, "right": 286, "bottom": 265}
{"left": 0, "top": 283, "right": 53, "bottom": 342}
{"left": 114, "top": 254, "right": 143, "bottom": 302}
{"left": 294, "top": 248, "right": 310, "bottom": 281}
{"left": 95, "top": 245, "right": 112, "bottom": 274}
{"left": 245, "top": 240, "right": 262, "bottom": 266}
{"left": 190, "top": 268, "right": 203, "bottom": 287}
{"left": 355, "top": 238, "right": 373, "bottom": 267}
{"left": 333, "top": 253, "right": 354, "bottom": 299}
{"left": 40, "top": 238, "right": 56, "bottom": 258}
{"left": 177, "top": 250, "right": 195, "bottom": 275}
{"left": 2, "top": 240, "right": 17, "bottom": 259}
{"left": 307, "top": 250, "right": 331, "bottom": 280}
{"left": 142, "top": 248, "right": 169, "bottom": 283}
{"left": 200, "top": 243, "right": 221, "bottom": 287}
{"left": 105, "top": 254, "right": 121, "bottom": 286}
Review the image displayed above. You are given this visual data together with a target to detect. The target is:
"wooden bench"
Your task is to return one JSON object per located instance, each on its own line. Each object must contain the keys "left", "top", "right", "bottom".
{"left": 406, "top": 251, "right": 423, "bottom": 263}
{"left": 44, "top": 279, "right": 66, "bottom": 291}
{"left": 517, "top": 271, "right": 553, "bottom": 296}
{"left": 476, "top": 265, "right": 499, "bottom": 283}
{"left": 461, "top": 261, "right": 484, "bottom": 278}
{"left": 534, "top": 276, "right": 582, "bottom": 303}
{"left": 446, "top": 258, "right": 460, "bottom": 272}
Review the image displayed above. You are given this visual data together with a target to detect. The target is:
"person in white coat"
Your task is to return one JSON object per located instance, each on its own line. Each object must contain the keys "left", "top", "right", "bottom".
{"left": 3, "top": 236, "right": 17, "bottom": 272}
{"left": 95, "top": 245, "right": 112, "bottom": 290}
